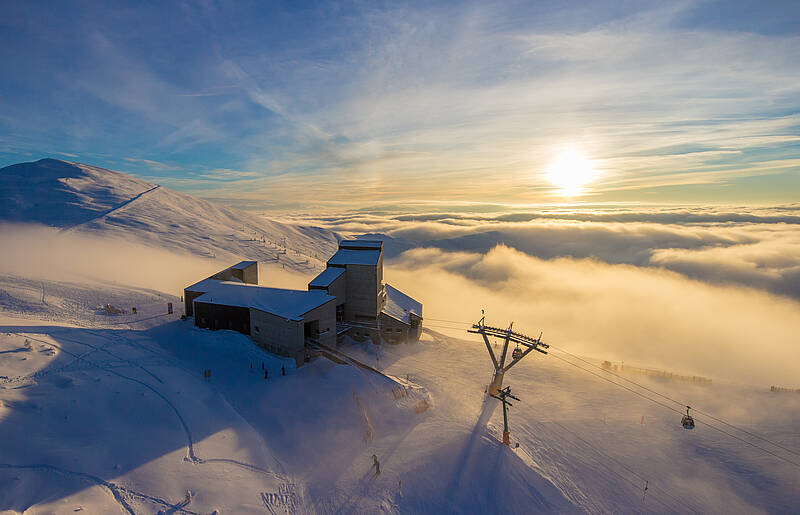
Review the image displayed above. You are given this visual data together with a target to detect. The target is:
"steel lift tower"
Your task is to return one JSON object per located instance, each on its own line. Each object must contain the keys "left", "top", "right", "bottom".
{"left": 490, "top": 385, "right": 520, "bottom": 445}
{"left": 468, "top": 312, "right": 549, "bottom": 396}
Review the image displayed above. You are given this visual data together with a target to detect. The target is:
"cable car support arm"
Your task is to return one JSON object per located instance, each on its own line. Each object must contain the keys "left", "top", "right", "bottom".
{"left": 468, "top": 316, "right": 549, "bottom": 395}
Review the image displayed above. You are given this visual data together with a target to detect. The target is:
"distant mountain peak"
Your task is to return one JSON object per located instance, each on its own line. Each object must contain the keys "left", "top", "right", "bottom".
{"left": 0, "top": 158, "right": 340, "bottom": 270}
{"left": 0, "top": 158, "right": 155, "bottom": 227}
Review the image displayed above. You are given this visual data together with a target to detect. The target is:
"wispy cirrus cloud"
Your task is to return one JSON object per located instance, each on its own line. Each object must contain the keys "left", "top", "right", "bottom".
{"left": 123, "top": 157, "right": 179, "bottom": 170}
{"left": 194, "top": 169, "right": 259, "bottom": 180}
{"left": 1, "top": 1, "right": 798, "bottom": 207}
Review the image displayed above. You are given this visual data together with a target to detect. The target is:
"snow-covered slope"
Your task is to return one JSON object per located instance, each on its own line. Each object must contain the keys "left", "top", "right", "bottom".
{"left": 0, "top": 158, "right": 340, "bottom": 271}
{"left": 1, "top": 280, "right": 797, "bottom": 513}
{"left": 0, "top": 159, "right": 156, "bottom": 228}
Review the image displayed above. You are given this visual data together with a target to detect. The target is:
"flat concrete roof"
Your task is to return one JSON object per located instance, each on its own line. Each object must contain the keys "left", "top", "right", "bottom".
{"left": 193, "top": 282, "right": 335, "bottom": 321}
{"left": 309, "top": 267, "right": 345, "bottom": 288}
{"left": 327, "top": 248, "right": 381, "bottom": 266}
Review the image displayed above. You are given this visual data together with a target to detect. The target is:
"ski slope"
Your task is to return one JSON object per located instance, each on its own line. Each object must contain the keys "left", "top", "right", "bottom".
{"left": 1, "top": 275, "right": 798, "bottom": 513}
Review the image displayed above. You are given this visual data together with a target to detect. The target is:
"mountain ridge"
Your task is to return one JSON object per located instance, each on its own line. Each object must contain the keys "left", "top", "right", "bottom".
{"left": 0, "top": 158, "right": 341, "bottom": 271}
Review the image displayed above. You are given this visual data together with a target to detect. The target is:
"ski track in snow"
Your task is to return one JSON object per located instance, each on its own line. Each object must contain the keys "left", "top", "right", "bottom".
{"left": 61, "top": 184, "right": 161, "bottom": 233}
{"left": 10, "top": 330, "right": 199, "bottom": 461}
{"left": 0, "top": 463, "right": 205, "bottom": 515}
{"left": 1, "top": 320, "right": 297, "bottom": 513}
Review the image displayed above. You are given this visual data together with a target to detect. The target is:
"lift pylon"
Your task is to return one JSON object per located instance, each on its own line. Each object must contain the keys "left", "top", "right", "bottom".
{"left": 468, "top": 312, "right": 549, "bottom": 395}
{"left": 490, "top": 385, "right": 520, "bottom": 445}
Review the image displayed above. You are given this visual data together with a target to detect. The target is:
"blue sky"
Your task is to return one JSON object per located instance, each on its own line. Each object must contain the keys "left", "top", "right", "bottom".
{"left": 1, "top": 0, "right": 799, "bottom": 209}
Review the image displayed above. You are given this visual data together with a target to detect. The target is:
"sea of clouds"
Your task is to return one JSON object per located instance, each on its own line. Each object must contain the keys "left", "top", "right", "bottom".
{"left": 2, "top": 206, "right": 798, "bottom": 387}
{"left": 292, "top": 205, "right": 800, "bottom": 386}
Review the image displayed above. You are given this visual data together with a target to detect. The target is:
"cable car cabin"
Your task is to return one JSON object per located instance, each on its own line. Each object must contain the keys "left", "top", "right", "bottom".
{"left": 681, "top": 406, "right": 695, "bottom": 430}
{"left": 512, "top": 346, "right": 523, "bottom": 361}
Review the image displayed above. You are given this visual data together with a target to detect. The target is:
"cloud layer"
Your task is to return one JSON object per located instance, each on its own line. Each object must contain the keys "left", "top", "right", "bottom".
{"left": 293, "top": 205, "right": 800, "bottom": 385}
{"left": 387, "top": 245, "right": 800, "bottom": 387}
{"left": 296, "top": 205, "right": 800, "bottom": 300}
{"left": 0, "top": 223, "right": 311, "bottom": 297}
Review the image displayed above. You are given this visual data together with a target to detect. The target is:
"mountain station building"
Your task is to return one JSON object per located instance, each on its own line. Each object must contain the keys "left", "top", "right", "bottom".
{"left": 183, "top": 240, "right": 422, "bottom": 365}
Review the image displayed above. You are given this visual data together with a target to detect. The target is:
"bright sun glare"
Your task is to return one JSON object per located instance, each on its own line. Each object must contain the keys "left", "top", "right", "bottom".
{"left": 546, "top": 146, "right": 598, "bottom": 196}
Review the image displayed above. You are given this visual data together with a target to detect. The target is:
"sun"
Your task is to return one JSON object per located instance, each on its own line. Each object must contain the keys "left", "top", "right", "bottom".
{"left": 546, "top": 146, "right": 598, "bottom": 196}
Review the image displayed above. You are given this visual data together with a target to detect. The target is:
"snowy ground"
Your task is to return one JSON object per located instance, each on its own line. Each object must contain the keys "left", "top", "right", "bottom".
{"left": 1, "top": 275, "right": 798, "bottom": 514}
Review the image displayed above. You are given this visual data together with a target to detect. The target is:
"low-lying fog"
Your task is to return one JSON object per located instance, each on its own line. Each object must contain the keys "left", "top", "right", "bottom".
{"left": 3, "top": 204, "right": 799, "bottom": 388}
{"left": 295, "top": 205, "right": 800, "bottom": 387}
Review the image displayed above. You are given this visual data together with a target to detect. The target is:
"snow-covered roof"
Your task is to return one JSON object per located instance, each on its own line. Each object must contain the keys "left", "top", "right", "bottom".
{"left": 230, "top": 260, "right": 257, "bottom": 270}
{"left": 327, "top": 249, "right": 381, "bottom": 266}
{"left": 381, "top": 284, "right": 422, "bottom": 324}
{"left": 338, "top": 240, "right": 383, "bottom": 250}
{"left": 193, "top": 282, "right": 335, "bottom": 321}
{"left": 309, "top": 267, "right": 345, "bottom": 288}
{"left": 185, "top": 276, "right": 242, "bottom": 292}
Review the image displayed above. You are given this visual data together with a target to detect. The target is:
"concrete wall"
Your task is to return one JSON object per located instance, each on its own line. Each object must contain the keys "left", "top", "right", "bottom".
{"left": 409, "top": 314, "right": 422, "bottom": 341}
{"left": 232, "top": 263, "right": 258, "bottom": 284}
{"left": 250, "top": 308, "right": 304, "bottom": 366}
{"left": 249, "top": 299, "right": 336, "bottom": 366}
{"left": 302, "top": 301, "right": 336, "bottom": 348}
{"left": 344, "top": 264, "right": 380, "bottom": 321}
{"left": 210, "top": 262, "right": 258, "bottom": 284}
{"left": 184, "top": 289, "right": 205, "bottom": 317}
{"left": 194, "top": 302, "right": 251, "bottom": 334}
{"left": 376, "top": 312, "right": 422, "bottom": 344}
{"left": 378, "top": 313, "right": 410, "bottom": 344}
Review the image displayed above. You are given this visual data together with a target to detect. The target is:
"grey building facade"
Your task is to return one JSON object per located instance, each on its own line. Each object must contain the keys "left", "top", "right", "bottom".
{"left": 182, "top": 240, "right": 423, "bottom": 367}
{"left": 184, "top": 261, "right": 336, "bottom": 366}
{"left": 308, "top": 240, "right": 422, "bottom": 344}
